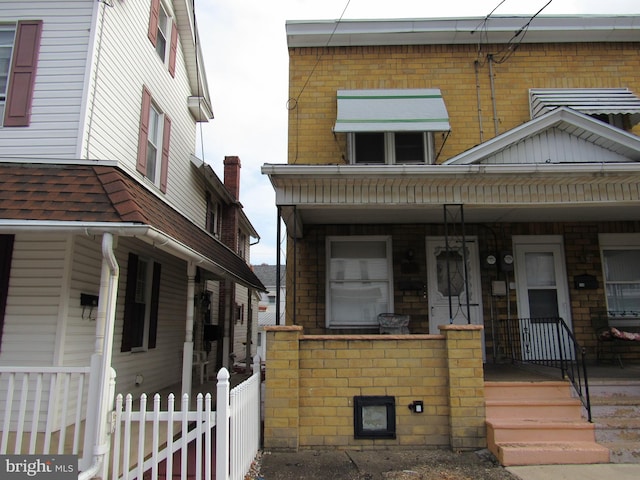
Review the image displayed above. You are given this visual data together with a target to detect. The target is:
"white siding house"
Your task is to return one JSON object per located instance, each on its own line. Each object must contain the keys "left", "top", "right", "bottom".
{"left": 0, "top": 0, "right": 264, "bottom": 475}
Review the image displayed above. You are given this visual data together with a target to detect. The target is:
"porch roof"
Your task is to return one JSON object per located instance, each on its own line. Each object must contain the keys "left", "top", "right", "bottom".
{"left": 263, "top": 106, "right": 640, "bottom": 238}
{"left": 0, "top": 162, "right": 265, "bottom": 291}
{"left": 263, "top": 162, "right": 640, "bottom": 237}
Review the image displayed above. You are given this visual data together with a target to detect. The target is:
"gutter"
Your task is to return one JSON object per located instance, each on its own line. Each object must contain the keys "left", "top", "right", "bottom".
{"left": 0, "top": 220, "right": 265, "bottom": 291}
{"left": 261, "top": 161, "right": 640, "bottom": 179}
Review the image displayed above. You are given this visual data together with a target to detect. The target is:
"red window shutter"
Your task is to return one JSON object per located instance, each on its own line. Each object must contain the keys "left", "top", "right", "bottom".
{"left": 160, "top": 114, "right": 171, "bottom": 193}
{"left": 148, "top": 0, "right": 160, "bottom": 46}
{"left": 168, "top": 21, "right": 178, "bottom": 78}
{"left": 4, "top": 20, "right": 43, "bottom": 127}
{"left": 137, "top": 87, "right": 152, "bottom": 175}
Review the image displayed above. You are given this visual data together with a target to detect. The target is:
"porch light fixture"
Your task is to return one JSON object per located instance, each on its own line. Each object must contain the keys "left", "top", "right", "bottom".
{"left": 353, "top": 395, "right": 396, "bottom": 439}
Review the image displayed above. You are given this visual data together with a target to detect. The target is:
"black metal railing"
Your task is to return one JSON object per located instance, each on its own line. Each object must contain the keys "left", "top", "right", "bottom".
{"left": 499, "top": 317, "right": 592, "bottom": 422}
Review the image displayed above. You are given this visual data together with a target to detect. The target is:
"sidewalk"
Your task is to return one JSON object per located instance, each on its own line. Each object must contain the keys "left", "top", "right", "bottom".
{"left": 257, "top": 448, "right": 640, "bottom": 480}
{"left": 508, "top": 464, "right": 640, "bottom": 480}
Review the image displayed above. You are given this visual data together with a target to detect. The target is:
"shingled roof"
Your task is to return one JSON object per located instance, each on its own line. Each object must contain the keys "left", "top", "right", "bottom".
{"left": 0, "top": 163, "right": 265, "bottom": 291}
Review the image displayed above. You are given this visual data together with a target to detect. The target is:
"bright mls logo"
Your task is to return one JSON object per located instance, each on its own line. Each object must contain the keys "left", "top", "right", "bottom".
{"left": 1, "top": 455, "right": 76, "bottom": 479}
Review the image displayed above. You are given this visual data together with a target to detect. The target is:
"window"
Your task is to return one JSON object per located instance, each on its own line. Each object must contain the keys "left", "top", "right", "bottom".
{"left": 238, "top": 230, "right": 247, "bottom": 259}
{"left": 155, "top": 5, "right": 169, "bottom": 60}
{"left": 0, "top": 235, "right": 14, "bottom": 352}
{"left": 137, "top": 87, "right": 171, "bottom": 192}
{"left": 205, "top": 193, "right": 221, "bottom": 237}
{"left": 349, "top": 131, "right": 434, "bottom": 165}
{"left": 0, "top": 25, "right": 15, "bottom": 122}
{"left": 529, "top": 88, "right": 640, "bottom": 130}
{"left": 1, "top": 21, "right": 42, "bottom": 127}
{"left": 146, "top": 103, "right": 161, "bottom": 182}
{"left": 148, "top": 0, "right": 178, "bottom": 77}
{"left": 121, "top": 253, "right": 161, "bottom": 352}
{"left": 326, "top": 236, "right": 393, "bottom": 328}
{"left": 602, "top": 249, "right": 640, "bottom": 317}
{"left": 334, "top": 89, "right": 449, "bottom": 165}
{"left": 600, "top": 234, "right": 640, "bottom": 318}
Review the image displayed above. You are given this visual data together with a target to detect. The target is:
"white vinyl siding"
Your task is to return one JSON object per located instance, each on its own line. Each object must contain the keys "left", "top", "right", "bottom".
{"left": 0, "top": 1, "right": 94, "bottom": 157}
{"left": 110, "top": 237, "right": 187, "bottom": 397}
{"left": 62, "top": 235, "right": 102, "bottom": 367}
{"left": 472, "top": 128, "right": 632, "bottom": 164}
{"left": 0, "top": 234, "right": 69, "bottom": 366}
{"left": 82, "top": 0, "right": 204, "bottom": 226}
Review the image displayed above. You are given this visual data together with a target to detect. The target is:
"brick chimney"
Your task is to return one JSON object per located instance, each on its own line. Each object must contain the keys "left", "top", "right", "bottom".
{"left": 221, "top": 156, "right": 241, "bottom": 252}
{"left": 223, "top": 155, "right": 241, "bottom": 201}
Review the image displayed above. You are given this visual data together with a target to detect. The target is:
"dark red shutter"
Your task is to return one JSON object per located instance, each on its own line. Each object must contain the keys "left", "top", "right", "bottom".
{"left": 4, "top": 20, "right": 43, "bottom": 127}
{"left": 137, "top": 87, "right": 152, "bottom": 175}
{"left": 160, "top": 114, "right": 171, "bottom": 193}
{"left": 147, "top": 262, "right": 161, "bottom": 349}
{"left": 0, "top": 235, "right": 15, "bottom": 352}
{"left": 148, "top": 0, "right": 160, "bottom": 46}
{"left": 120, "top": 253, "right": 139, "bottom": 352}
{"left": 168, "top": 21, "right": 178, "bottom": 77}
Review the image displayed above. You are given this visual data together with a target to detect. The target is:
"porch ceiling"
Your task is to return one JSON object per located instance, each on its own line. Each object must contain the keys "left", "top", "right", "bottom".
{"left": 262, "top": 163, "right": 640, "bottom": 237}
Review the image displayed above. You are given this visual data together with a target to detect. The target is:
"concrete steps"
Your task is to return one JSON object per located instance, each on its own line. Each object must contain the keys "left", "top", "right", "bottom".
{"left": 589, "top": 380, "right": 640, "bottom": 463}
{"left": 485, "top": 381, "right": 610, "bottom": 466}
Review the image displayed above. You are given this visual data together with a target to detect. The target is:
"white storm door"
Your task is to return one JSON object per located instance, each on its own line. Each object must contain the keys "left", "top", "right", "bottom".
{"left": 513, "top": 236, "right": 572, "bottom": 360}
{"left": 426, "top": 237, "right": 483, "bottom": 335}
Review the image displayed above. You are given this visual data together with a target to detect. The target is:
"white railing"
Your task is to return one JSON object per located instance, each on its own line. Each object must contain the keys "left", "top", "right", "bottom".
{"left": 222, "top": 358, "right": 261, "bottom": 480}
{"left": 113, "top": 356, "right": 261, "bottom": 480}
{"left": 0, "top": 367, "right": 91, "bottom": 463}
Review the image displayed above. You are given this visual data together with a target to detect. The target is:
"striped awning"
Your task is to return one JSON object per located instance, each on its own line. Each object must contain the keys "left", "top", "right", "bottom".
{"left": 530, "top": 88, "right": 640, "bottom": 124}
{"left": 334, "top": 89, "right": 450, "bottom": 133}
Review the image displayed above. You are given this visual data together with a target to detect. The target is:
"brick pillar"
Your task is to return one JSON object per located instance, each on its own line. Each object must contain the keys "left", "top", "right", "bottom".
{"left": 440, "top": 324, "right": 486, "bottom": 450}
{"left": 263, "top": 325, "right": 302, "bottom": 451}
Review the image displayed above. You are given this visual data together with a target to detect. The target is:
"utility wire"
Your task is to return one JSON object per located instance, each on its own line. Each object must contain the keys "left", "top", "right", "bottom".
{"left": 492, "top": 0, "right": 553, "bottom": 64}
{"left": 287, "top": 0, "right": 352, "bottom": 110}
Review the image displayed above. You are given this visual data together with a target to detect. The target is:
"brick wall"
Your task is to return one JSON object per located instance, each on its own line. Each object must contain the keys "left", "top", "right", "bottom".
{"left": 286, "top": 221, "right": 640, "bottom": 362}
{"left": 287, "top": 42, "right": 640, "bottom": 166}
{"left": 264, "top": 324, "right": 485, "bottom": 451}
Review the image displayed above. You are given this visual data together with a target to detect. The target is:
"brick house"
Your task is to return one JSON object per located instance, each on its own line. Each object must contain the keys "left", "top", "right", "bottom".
{"left": 261, "top": 15, "right": 640, "bottom": 460}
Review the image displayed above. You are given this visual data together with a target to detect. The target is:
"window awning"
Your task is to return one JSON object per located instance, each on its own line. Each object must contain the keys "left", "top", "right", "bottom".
{"left": 530, "top": 88, "right": 640, "bottom": 124}
{"left": 334, "top": 89, "right": 450, "bottom": 133}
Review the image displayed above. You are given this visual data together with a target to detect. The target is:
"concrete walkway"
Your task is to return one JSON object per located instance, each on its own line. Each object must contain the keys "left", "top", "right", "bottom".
{"left": 508, "top": 464, "right": 640, "bottom": 480}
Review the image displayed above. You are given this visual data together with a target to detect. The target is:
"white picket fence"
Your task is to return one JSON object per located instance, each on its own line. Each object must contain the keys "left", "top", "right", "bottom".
{"left": 0, "top": 367, "right": 92, "bottom": 462}
{"left": 112, "top": 358, "right": 261, "bottom": 480}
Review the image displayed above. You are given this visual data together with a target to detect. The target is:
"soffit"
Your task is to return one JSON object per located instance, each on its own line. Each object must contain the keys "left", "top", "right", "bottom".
{"left": 286, "top": 15, "right": 640, "bottom": 48}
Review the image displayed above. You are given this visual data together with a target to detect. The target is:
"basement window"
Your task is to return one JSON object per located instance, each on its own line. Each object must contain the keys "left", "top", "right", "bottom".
{"left": 353, "top": 396, "right": 396, "bottom": 439}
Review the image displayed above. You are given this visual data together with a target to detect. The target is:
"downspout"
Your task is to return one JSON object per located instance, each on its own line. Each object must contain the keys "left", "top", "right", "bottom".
{"left": 80, "top": 232, "right": 119, "bottom": 480}
{"left": 181, "top": 263, "right": 197, "bottom": 398}
{"left": 276, "top": 207, "right": 281, "bottom": 325}
{"left": 488, "top": 54, "right": 499, "bottom": 136}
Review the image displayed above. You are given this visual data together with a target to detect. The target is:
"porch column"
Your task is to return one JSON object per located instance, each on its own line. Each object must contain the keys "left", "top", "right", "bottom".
{"left": 83, "top": 233, "right": 119, "bottom": 477}
{"left": 182, "top": 263, "right": 197, "bottom": 398}
{"left": 440, "top": 324, "right": 486, "bottom": 450}
{"left": 263, "top": 325, "right": 302, "bottom": 451}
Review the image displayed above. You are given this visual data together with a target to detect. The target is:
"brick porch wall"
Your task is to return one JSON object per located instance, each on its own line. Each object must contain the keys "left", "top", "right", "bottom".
{"left": 263, "top": 324, "right": 485, "bottom": 451}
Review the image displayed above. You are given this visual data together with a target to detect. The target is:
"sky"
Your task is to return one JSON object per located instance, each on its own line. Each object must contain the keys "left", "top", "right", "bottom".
{"left": 193, "top": 0, "right": 638, "bottom": 266}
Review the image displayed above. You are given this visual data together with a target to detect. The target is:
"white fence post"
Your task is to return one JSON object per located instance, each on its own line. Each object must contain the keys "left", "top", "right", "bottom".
{"left": 216, "top": 368, "right": 230, "bottom": 480}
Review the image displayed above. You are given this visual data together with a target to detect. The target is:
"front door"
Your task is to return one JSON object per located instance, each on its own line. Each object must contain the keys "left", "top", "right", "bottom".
{"left": 426, "top": 237, "right": 484, "bottom": 336}
{"left": 513, "top": 235, "right": 572, "bottom": 360}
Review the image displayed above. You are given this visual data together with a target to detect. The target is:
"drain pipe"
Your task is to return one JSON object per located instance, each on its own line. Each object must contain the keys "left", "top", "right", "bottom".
{"left": 80, "top": 232, "right": 119, "bottom": 480}
{"left": 488, "top": 54, "right": 499, "bottom": 136}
